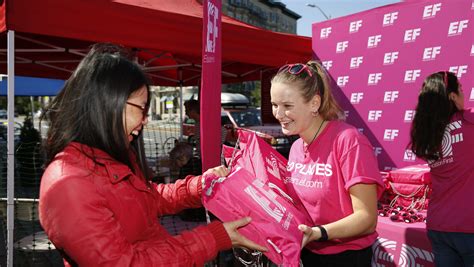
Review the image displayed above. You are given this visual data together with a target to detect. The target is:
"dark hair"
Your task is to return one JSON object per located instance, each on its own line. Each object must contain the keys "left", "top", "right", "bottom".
{"left": 409, "top": 71, "right": 460, "bottom": 161}
{"left": 41, "top": 43, "right": 150, "bottom": 173}
{"left": 184, "top": 99, "right": 200, "bottom": 114}
{"left": 271, "top": 60, "right": 343, "bottom": 120}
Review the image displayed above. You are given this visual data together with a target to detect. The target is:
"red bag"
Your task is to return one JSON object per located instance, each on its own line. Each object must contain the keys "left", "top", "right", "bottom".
{"left": 383, "top": 181, "right": 431, "bottom": 210}
{"left": 387, "top": 164, "right": 431, "bottom": 184}
{"left": 381, "top": 165, "right": 432, "bottom": 210}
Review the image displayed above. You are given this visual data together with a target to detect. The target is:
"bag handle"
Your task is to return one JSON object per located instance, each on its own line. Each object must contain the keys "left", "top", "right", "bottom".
{"left": 388, "top": 182, "right": 428, "bottom": 210}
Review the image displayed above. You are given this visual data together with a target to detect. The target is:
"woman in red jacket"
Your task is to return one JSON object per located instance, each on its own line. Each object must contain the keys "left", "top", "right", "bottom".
{"left": 39, "top": 43, "right": 265, "bottom": 267}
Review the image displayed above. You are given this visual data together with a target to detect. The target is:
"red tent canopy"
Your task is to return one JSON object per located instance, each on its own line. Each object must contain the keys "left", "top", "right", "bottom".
{"left": 0, "top": 0, "right": 312, "bottom": 86}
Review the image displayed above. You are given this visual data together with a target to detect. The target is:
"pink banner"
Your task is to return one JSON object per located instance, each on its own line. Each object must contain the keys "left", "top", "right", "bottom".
{"left": 201, "top": 0, "right": 222, "bottom": 171}
{"left": 312, "top": 0, "right": 473, "bottom": 171}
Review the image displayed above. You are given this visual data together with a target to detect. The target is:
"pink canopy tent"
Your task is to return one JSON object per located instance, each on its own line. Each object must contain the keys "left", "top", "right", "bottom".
{"left": 0, "top": 0, "right": 312, "bottom": 85}
{"left": 1, "top": 1, "right": 312, "bottom": 264}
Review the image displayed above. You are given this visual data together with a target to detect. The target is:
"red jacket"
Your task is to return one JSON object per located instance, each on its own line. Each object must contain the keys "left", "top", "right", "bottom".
{"left": 39, "top": 142, "right": 231, "bottom": 266}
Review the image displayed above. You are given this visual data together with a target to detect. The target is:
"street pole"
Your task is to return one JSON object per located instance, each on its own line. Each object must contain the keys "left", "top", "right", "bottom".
{"left": 306, "top": 3, "right": 331, "bottom": 20}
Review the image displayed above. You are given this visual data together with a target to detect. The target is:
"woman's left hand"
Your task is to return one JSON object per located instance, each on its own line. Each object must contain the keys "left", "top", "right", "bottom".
{"left": 203, "top": 165, "right": 229, "bottom": 177}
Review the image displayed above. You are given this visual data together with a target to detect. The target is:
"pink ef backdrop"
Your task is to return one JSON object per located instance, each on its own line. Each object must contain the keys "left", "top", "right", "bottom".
{"left": 311, "top": 0, "right": 473, "bottom": 171}
{"left": 201, "top": 0, "right": 222, "bottom": 171}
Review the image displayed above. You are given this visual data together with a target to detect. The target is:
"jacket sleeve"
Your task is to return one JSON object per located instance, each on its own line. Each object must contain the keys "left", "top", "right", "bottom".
{"left": 39, "top": 176, "right": 231, "bottom": 267}
{"left": 153, "top": 174, "right": 204, "bottom": 216}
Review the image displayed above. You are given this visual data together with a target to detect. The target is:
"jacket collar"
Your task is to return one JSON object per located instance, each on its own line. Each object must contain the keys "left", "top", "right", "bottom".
{"left": 67, "top": 142, "right": 136, "bottom": 184}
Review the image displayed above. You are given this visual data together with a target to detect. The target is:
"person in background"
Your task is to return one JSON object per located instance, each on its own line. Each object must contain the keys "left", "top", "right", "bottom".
{"left": 38, "top": 43, "right": 266, "bottom": 267}
{"left": 184, "top": 99, "right": 201, "bottom": 156}
{"left": 270, "top": 61, "right": 383, "bottom": 266}
{"left": 409, "top": 71, "right": 474, "bottom": 266}
{"left": 169, "top": 142, "right": 202, "bottom": 180}
{"left": 169, "top": 142, "right": 206, "bottom": 222}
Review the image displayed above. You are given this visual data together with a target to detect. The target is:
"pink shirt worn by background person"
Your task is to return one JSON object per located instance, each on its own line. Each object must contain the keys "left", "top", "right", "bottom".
{"left": 287, "top": 120, "right": 384, "bottom": 255}
{"left": 427, "top": 108, "right": 474, "bottom": 233}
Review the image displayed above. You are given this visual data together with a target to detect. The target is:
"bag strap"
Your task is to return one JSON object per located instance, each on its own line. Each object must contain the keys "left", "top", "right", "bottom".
{"left": 388, "top": 182, "right": 428, "bottom": 209}
{"left": 410, "top": 185, "right": 429, "bottom": 210}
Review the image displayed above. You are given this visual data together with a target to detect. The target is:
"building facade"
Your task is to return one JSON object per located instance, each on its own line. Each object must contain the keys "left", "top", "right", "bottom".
{"left": 222, "top": 0, "right": 300, "bottom": 34}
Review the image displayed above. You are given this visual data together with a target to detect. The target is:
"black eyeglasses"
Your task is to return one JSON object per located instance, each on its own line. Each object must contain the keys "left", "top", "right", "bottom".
{"left": 278, "top": 63, "right": 313, "bottom": 77}
{"left": 126, "top": 101, "right": 149, "bottom": 119}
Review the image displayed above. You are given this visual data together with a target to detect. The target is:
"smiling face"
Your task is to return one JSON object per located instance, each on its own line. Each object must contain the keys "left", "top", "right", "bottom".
{"left": 124, "top": 85, "right": 149, "bottom": 143}
{"left": 270, "top": 81, "right": 321, "bottom": 141}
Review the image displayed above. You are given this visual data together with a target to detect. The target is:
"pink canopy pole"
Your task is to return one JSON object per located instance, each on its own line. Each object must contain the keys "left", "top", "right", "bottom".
{"left": 200, "top": 0, "right": 222, "bottom": 171}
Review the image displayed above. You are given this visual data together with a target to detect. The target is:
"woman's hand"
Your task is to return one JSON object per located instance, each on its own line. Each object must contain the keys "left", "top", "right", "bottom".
{"left": 298, "top": 224, "right": 319, "bottom": 248}
{"left": 203, "top": 165, "right": 229, "bottom": 177}
{"left": 223, "top": 217, "right": 268, "bottom": 252}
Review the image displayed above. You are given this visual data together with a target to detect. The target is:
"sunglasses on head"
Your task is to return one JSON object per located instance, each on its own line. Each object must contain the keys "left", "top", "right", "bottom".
{"left": 278, "top": 63, "right": 313, "bottom": 77}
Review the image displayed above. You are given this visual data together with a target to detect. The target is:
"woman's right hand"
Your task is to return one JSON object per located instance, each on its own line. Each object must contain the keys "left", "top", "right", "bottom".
{"left": 223, "top": 217, "right": 268, "bottom": 252}
{"left": 298, "top": 224, "right": 319, "bottom": 247}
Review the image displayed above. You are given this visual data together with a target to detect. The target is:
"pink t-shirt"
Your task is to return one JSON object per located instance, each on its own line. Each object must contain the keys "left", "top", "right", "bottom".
{"left": 426, "top": 108, "right": 474, "bottom": 233}
{"left": 286, "top": 120, "right": 383, "bottom": 254}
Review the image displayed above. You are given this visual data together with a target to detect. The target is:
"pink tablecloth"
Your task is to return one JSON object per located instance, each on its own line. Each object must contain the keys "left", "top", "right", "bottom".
{"left": 372, "top": 217, "right": 434, "bottom": 267}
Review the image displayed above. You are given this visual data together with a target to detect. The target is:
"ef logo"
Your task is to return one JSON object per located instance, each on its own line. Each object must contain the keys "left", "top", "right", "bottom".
{"left": 320, "top": 27, "right": 332, "bottom": 39}
{"left": 374, "top": 147, "right": 382, "bottom": 157}
{"left": 322, "top": 60, "right": 333, "bottom": 70}
{"left": 368, "top": 110, "right": 382, "bottom": 122}
{"left": 422, "top": 46, "right": 441, "bottom": 61}
{"left": 336, "top": 41, "right": 349, "bottom": 53}
{"left": 404, "top": 150, "right": 416, "bottom": 161}
{"left": 349, "top": 20, "right": 362, "bottom": 33}
{"left": 423, "top": 3, "right": 441, "bottom": 19}
{"left": 383, "top": 12, "right": 398, "bottom": 26}
{"left": 368, "top": 35, "right": 382, "bottom": 48}
{"left": 404, "top": 110, "right": 416, "bottom": 122}
{"left": 383, "top": 52, "right": 399, "bottom": 65}
{"left": 384, "top": 91, "right": 399, "bottom": 103}
{"left": 404, "top": 70, "right": 421, "bottom": 83}
{"left": 368, "top": 73, "right": 382, "bottom": 85}
{"left": 449, "top": 65, "right": 468, "bottom": 78}
{"left": 350, "top": 93, "right": 364, "bottom": 104}
{"left": 384, "top": 129, "right": 399, "bottom": 141}
{"left": 205, "top": 1, "right": 219, "bottom": 54}
{"left": 404, "top": 28, "right": 421, "bottom": 43}
{"left": 448, "top": 20, "right": 469, "bottom": 36}
{"left": 337, "top": 76, "right": 349, "bottom": 87}
{"left": 350, "top": 57, "right": 363, "bottom": 69}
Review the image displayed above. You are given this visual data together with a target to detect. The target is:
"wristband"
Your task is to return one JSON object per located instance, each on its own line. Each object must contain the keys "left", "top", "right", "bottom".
{"left": 315, "top": 225, "right": 328, "bottom": 242}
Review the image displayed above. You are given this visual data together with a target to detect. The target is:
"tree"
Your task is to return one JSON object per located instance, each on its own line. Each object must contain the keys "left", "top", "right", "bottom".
{"left": 16, "top": 115, "right": 43, "bottom": 198}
